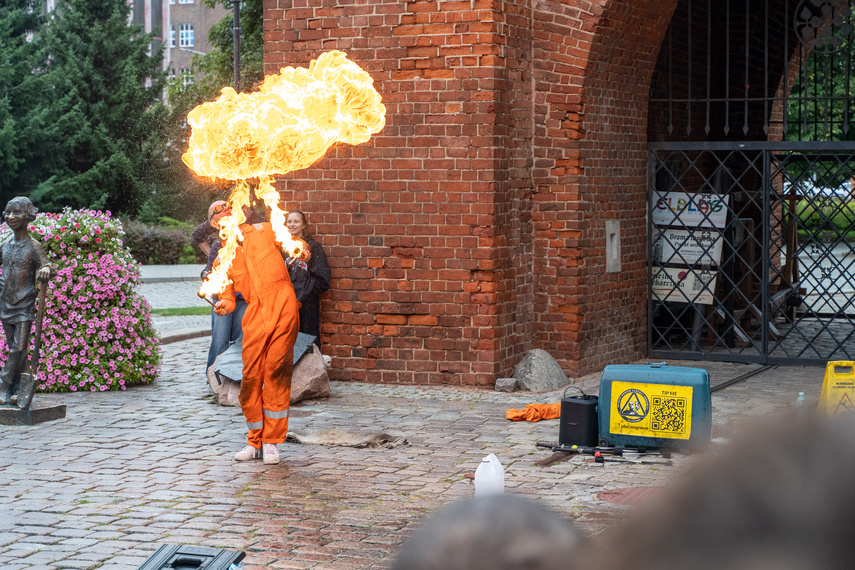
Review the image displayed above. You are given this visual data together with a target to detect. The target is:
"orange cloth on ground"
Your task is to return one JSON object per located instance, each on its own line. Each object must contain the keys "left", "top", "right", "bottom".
{"left": 506, "top": 402, "right": 561, "bottom": 422}
{"left": 220, "top": 222, "right": 301, "bottom": 448}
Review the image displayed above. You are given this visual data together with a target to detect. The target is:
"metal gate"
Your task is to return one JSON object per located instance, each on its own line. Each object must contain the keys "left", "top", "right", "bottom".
{"left": 647, "top": 0, "right": 855, "bottom": 364}
{"left": 648, "top": 142, "right": 855, "bottom": 365}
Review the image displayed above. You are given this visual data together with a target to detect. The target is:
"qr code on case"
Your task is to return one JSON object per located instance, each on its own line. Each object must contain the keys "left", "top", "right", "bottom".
{"left": 651, "top": 396, "right": 687, "bottom": 433}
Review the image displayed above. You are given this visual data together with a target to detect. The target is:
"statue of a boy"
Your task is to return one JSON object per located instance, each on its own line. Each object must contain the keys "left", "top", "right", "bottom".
{"left": 0, "top": 197, "right": 52, "bottom": 406}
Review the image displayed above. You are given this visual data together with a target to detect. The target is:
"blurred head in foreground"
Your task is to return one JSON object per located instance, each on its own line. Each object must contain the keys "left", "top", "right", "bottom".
{"left": 391, "top": 494, "right": 580, "bottom": 570}
{"left": 574, "top": 413, "right": 855, "bottom": 570}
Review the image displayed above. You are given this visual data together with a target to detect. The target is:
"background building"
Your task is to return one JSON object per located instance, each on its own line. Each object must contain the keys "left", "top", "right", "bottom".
{"left": 131, "top": 0, "right": 229, "bottom": 87}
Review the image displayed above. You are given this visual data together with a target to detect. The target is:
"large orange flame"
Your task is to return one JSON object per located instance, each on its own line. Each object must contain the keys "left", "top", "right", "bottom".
{"left": 183, "top": 51, "right": 386, "bottom": 297}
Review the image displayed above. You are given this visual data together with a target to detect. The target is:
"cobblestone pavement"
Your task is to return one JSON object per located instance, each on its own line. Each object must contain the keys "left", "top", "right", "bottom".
{"left": 139, "top": 267, "right": 212, "bottom": 339}
{"left": 0, "top": 334, "right": 828, "bottom": 569}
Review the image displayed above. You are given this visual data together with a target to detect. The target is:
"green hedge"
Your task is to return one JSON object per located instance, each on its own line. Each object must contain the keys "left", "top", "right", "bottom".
{"left": 796, "top": 198, "right": 855, "bottom": 242}
{"left": 121, "top": 219, "right": 202, "bottom": 265}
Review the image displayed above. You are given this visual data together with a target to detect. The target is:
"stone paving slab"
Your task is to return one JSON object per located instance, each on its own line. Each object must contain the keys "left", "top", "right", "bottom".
{"left": 0, "top": 337, "right": 828, "bottom": 569}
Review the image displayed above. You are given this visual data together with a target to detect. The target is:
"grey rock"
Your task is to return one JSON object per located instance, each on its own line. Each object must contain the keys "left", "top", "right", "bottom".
{"left": 494, "top": 377, "right": 518, "bottom": 392}
{"left": 207, "top": 343, "right": 331, "bottom": 407}
{"left": 291, "top": 346, "right": 331, "bottom": 404}
{"left": 513, "top": 349, "right": 571, "bottom": 392}
{"left": 207, "top": 359, "right": 241, "bottom": 407}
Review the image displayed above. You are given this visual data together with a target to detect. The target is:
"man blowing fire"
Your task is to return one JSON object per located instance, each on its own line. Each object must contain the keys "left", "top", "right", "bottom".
{"left": 182, "top": 51, "right": 385, "bottom": 463}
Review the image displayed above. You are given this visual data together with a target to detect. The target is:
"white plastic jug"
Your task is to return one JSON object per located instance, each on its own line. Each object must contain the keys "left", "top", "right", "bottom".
{"left": 474, "top": 453, "right": 504, "bottom": 496}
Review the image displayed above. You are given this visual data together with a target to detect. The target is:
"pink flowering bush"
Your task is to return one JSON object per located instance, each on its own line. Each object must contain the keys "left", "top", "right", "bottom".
{"left": 0, "top": 208, "right": 161, "bottom": 392}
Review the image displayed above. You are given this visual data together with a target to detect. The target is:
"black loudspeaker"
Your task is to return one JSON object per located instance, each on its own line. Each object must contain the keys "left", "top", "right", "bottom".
{"left": 558, "top": 395, "right": 599, "bottom": 446}
{"left": 137, "top": 544, "right": 245, "bottom": 570}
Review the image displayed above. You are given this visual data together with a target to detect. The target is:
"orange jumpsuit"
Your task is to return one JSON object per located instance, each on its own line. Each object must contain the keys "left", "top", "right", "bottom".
{"left": 218, "top": 222, "right": 300, "bottom": 448}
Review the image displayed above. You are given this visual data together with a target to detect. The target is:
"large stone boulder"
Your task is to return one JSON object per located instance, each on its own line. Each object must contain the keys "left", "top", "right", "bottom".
{"left": 207, "top": 362, "right": 241, "bottom": 407}
{"left": 290, "top": 346, "right": 331, "bottom": 404}
{"left": 207, "top": 341, "right": 330, "bottom": 407}
{"left": 513, "top": 349, "right": 571, "bottom": 392}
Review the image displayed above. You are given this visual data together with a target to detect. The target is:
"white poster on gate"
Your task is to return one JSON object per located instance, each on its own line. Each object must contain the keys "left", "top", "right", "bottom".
{"left": 653, "top": 228, "right": 724, "bottom": 265}
{"left": 651, "top": 266, "right": 718, "bottom": 305}
{"left": 651, "top": 191, "right": 729, "bottom": 228}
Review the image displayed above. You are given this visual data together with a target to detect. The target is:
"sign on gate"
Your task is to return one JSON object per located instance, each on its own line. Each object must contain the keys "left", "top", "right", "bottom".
{"left": 653, "top": 228, "right": 724, "bottom": 265}
{"left": 651, "top": 266, "right": 718, "bottom": 305}
{"left": 651, "top": 192, "right": 729, "bottom": 228}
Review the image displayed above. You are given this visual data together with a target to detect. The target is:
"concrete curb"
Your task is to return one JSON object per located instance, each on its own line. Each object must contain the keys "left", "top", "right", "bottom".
{"left": 142, "top": 276, "right": 204, "bottom": 284}
{"left": 159, "top": 329, "right": 211, "bottom": 345}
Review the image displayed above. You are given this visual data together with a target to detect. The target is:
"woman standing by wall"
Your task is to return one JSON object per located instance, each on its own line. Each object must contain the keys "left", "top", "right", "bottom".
{"left": 286, "top": 210, "right": 331, "bottom": 348}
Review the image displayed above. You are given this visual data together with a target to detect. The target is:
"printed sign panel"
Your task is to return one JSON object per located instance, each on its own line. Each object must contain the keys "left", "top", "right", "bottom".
{"left": 653, "top": 228, "right": 724, "bottom": 266}
{"left": 608, "top": 381, "right": 694, "bottom": 440}
{"left": 651, "top": 266, "right": 718, "bottom": 305}
{"left": 651, "top": 192, "right": 730, "bottom": 228}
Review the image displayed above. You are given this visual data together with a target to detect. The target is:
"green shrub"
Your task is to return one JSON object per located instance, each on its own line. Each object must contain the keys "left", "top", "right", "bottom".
{"left": 796, "top": 198, "right": 855, "bottom": 241}
{"left": 122, "top": 219, "right": 192, "bottom": 264}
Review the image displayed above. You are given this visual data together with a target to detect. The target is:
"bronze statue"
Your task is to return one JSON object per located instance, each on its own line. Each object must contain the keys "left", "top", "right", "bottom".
{"left": 0, "top": 197, "right": 52, "bottom": 408}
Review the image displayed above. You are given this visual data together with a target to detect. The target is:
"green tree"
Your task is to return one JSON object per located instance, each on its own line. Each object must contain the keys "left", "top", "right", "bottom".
{"left": 141, "top": 0, "right": 262, "bottom": 225}
{"left": 165, "top": 0, "right": 263, "bottom": 130}
{"left": 0, "top": 0, "right": 48, "bottom": 198}
{"left": 27, "top": 0, "right": 172, "bottom": 216}
{"left": 198, "top": 0, "right": 264, "bottom": 97}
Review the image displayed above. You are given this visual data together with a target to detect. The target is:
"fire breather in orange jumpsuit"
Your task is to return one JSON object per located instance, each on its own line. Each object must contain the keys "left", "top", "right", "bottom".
{"left": 218, "top": 222, "right": 300, "bottom": 449}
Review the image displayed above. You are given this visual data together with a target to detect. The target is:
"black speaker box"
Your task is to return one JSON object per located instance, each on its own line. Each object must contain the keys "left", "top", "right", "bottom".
{"left": 137, "top": 544, "right": 246, "bottom": 570}
{"left": 558, "top": 395, "right": 599, "bottom": 446}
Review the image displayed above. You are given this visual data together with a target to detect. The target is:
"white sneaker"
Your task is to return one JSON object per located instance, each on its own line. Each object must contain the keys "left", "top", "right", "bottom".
{"left": 234, "top": 445, "right": 261, "bottom": 461}
{"left": 262, "top": 443, "right": 280, "bottom": 465}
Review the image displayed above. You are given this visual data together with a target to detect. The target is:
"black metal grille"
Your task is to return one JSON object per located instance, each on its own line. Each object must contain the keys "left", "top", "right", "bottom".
{"left": 648, "top": 143, "right": 855, "bottom": 365}
{"left": 648, "top": 0, "right": 855, "bottom": 364}
{"left": 649, "top": 0, "right": 855, "bottom": 142}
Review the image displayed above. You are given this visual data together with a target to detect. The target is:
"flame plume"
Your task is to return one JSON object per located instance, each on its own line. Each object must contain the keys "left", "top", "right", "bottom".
{"left": 183, "top": 51, "right": 386, "bottom": 297}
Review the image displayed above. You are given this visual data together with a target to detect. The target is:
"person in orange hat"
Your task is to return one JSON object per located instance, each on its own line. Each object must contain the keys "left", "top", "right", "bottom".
{"left": 213, "top": 214, "right": 308, "bottom": 465}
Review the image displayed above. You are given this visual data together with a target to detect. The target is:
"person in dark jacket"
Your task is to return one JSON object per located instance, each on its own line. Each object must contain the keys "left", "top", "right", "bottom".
{"left": 192, "top": 201, "right": 229, "bottom": 257}
{"left": 285, "top": 210, "right": 331, "bottom": 348}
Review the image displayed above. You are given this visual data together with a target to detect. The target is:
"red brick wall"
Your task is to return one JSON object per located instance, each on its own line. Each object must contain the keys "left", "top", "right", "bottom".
{"left": 530, "top": 0, "right": 677, "bottom": 375}
{"left": 262, "top": 0, "right": 678, "bottom": 384}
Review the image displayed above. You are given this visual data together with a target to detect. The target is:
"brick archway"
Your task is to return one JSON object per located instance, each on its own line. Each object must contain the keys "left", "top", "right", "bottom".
{"left": 262, "top": 0, "right": 680, "bottom": 385}
{"left": 531, "top": 0, "right": 678, "bottom": 376}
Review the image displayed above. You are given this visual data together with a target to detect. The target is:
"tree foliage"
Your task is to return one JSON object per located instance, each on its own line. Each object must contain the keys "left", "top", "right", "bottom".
{"left": 786, "top": 9, "right": 855, "bottom": 143}
{"left": 26, "top": 0, "right": 173, "bottom": 215}
{"left": 153, "top": 0, "right": 264, "bottom": 223}
{"left": 0, "top": 0, "right": 260, "bottom": 221}
{"left": 0, "top": 0, "right": 48, "bottom": 194}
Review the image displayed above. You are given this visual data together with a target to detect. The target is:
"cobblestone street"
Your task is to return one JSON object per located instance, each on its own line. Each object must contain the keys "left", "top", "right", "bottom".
{"left": 0, "top": 334, "right": 826, "bottom": 569}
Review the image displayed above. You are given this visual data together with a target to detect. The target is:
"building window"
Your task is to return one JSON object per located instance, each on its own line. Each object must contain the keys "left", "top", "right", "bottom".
{"left": 168, "top": 26, "right": 175, "bottom": 48}
{"left": 178, "top": 24, "right": 194, "bottom": 48}
{"left": 179, "top": 0, "right": 194, "bottom": 4}
{"left": 180, "top": 68, "right": 194, "bottom": 88}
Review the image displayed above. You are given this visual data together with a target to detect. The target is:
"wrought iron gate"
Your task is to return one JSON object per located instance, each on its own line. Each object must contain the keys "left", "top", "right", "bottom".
{"left": 647, "top": 0, "right": 855, "bottom": 364}
{"left": 648, "top": 143, "right": 855, "bottom": 364}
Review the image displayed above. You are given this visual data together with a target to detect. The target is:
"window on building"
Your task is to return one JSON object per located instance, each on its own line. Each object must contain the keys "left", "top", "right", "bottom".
{"left": 178, "top": 24, "right": 194, "bottom": 48}
{"left": 180, "top": 68, "right": 194, "bottom": 88}
{"left": 179, "top": 0, "right": 194, "bottom": 4}
{"left": 168, "top": 26, "right": 175, "bottom": 48}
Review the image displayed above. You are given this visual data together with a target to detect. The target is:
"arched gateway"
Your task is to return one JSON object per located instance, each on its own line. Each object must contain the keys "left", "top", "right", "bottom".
{"left": 262, "top": 0, "right": 854, "bottom": 384}
{"left": 647, "top": 0, "right": 855, "bottom": 365}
